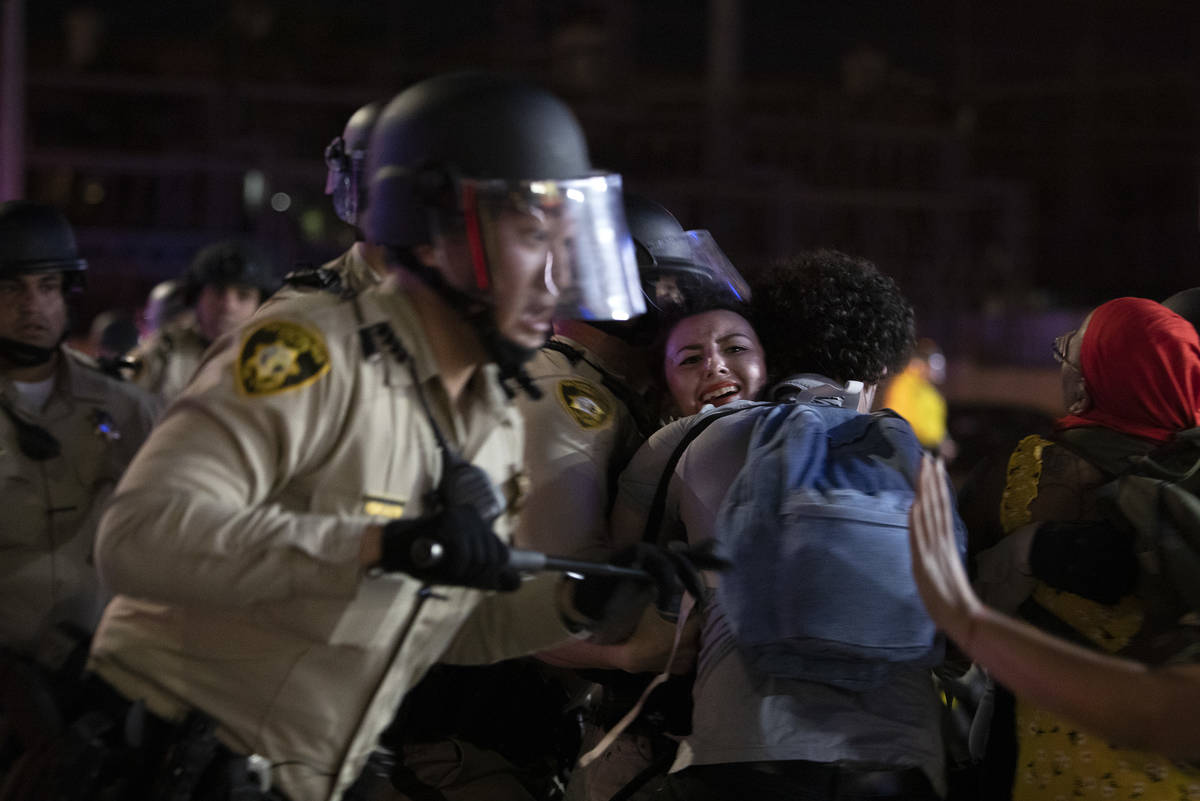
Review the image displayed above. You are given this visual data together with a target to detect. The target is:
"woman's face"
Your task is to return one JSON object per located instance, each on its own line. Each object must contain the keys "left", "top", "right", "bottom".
{"left": 664, "top": 309, "right": 767, "bottom": 416}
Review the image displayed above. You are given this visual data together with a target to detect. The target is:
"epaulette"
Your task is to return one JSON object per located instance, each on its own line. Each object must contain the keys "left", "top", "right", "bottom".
{"left": 96, "top": 356, "right": 139, "bottom": 381}
{"left": 283, "top": 266, "right": 344, "bottom": 294}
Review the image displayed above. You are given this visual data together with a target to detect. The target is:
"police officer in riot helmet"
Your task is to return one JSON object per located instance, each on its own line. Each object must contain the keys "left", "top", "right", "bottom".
{"left": 0, "top": 201, "right": 157, "bottom": 694}
{"left": 383, "top": 194, "right": 749, "bottom": 801}
{"left": 125, "top": 239, "right": 276, "bottom": 402}
{"left": 0, "top": 72, "right": 695, "bottom": 801}
{"left": 327, "top": 101, "right": 380, "bottom": 231}
{"left": 273, "top": 101, "right": 389, "bottom": 302}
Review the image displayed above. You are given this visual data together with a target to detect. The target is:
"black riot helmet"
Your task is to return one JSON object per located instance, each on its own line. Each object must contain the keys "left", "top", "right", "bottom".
{"left": 624, "top": 195, "right": 749, "bottom": 314}
{"left": 182, "top": 240, "right": 277, "bottom": 306}
{"left": 0, "top": 201, "right": 88, "bottom": 287}
{"left": 366, "top": 71, "right": 644, "bottom": 395}
{"left": 592, "top": 195, "right": 750, "bottom": 346}
{"left": 325, "top": 101, "right": 382, "bottom": 227}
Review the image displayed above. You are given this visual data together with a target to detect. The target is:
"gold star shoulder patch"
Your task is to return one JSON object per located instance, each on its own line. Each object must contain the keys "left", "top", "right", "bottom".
{"left": 556, "top": 379, "right": 613, "bottom": 430}
{"left": 236, "top": 319, "right": 331, "bottom": 397}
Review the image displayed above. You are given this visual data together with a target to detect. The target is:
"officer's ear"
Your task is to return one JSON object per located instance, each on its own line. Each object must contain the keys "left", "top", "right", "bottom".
{"left": 414, "top": 230, "right": 476, "bottom": 293}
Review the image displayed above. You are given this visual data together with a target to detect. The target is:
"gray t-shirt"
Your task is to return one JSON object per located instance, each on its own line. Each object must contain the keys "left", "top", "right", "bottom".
{"left": 614, "top": 401, "right": 946, "bottom": 795}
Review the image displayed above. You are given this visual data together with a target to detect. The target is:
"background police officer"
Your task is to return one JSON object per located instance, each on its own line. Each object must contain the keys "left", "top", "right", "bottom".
{"left": 125, "top": 239, "right": 277, "bottom": 401}
{"left": 0, "top": 200, "right": 158, "bottom": 667}
{"left": 275, "top": 101, "right": 390, "bottom": 302}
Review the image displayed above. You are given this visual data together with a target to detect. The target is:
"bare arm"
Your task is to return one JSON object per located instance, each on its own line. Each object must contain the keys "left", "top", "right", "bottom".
{"left": 909, "top": 453, "right": 1200, "bottom": 759}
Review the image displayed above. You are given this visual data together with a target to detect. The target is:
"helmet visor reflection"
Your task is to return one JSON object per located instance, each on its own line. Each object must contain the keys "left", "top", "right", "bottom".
{"left": 461, "top": 174, "right": 645, "bottom": 324}
{"left": 638, "top": 229, "right": 751, "bottom": 313}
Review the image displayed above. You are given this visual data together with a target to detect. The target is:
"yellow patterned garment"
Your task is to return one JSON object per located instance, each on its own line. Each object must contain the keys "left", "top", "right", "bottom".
{"left": 1000, "top": 435, "right": 1200, "bottom": 800}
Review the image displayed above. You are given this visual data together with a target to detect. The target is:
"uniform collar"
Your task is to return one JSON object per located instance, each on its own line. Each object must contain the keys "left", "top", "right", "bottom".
{"left": 0, "top": 346, "right": 107, "bottom": 418}
{"left": 369, "top": 287, "right": 511, "bottom": 415}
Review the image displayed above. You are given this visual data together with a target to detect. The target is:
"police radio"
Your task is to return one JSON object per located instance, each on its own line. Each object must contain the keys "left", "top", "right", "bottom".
{"left": 361, "top": 320, "right": 506, "bottom": 525}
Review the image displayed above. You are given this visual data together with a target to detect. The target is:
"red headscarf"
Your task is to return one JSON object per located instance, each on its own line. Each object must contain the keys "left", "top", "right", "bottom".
{"left": 1056, "top": 297, "right": 1200, "bottom": 443}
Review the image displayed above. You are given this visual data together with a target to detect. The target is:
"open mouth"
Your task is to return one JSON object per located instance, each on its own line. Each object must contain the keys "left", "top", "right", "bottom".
{"left": 700, "top": 382, "right": 741, "bottom": 406}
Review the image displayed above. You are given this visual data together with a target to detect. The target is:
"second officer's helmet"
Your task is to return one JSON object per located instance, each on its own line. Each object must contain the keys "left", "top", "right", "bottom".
{"left": 365, "top": 71, "right": 644, "bottom": 326}
{"left": 624, "top": 195, "right": 749, "bottom": 316}
{"left": 0, "top": 201, "right": 88, "bottom": 289}
{"left": 325, "top": 101, "right": 382, "bottom": 227}
{"left": 595, "top": 195, "right": 750, "bottom": 347}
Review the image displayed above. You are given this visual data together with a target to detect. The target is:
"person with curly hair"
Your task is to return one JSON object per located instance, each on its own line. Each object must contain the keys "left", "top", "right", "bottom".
{"left": 612, "top": 250, "right": 954, "bottom": 801}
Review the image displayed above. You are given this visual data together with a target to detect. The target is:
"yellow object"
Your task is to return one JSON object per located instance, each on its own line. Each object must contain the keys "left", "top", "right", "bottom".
{"left": 882, "top": 364, "right": 946, "bottom": 449}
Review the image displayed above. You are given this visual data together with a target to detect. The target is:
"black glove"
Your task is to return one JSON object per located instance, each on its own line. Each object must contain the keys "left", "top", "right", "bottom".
{"left": 379, "top": 505, "right": 520, "bottom": 592}
{"left": 1028, "top": 520, "right": 1137, "bottom": 604}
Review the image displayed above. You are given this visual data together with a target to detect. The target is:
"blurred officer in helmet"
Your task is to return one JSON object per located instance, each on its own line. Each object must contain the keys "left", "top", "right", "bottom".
{"left": 273, "top": 101, "right": 390, "bottom": 303}
{"left": 0, "top": 73, "right": 690, "bottom": 801}
{"left": 125, "top": 239, "right": 277, "bottom": 402}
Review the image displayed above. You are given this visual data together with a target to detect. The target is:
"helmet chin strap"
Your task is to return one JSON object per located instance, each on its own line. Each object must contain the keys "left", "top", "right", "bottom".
{"left": 389, "top": 248, "right": 543, "bottom": 400}
{"left": 0, "top": 336, "right": 58, "bottom": 368}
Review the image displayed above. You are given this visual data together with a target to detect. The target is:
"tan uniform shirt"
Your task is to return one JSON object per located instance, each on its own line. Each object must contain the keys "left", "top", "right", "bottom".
{"left": 125, "top": 311, "right": 210, "bottom": 403}
{"left": 90, "top": 287, "right": 572, "bottom": 801}
{"left": 513, "top": 337, "right": 645, "bottom": 558}
{"left": 0, "top": 348, "right": 158, "bottom": 653}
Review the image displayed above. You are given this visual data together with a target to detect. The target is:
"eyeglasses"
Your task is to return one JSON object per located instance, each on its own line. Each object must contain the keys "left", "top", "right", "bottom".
{"left": 1052, "top": 331, "right": 1081, "bottom": 371}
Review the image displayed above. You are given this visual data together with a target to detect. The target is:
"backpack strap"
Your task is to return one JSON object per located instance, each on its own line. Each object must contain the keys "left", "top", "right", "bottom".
{"left": 641, "top": 407, "right": 742, "bottom": 544}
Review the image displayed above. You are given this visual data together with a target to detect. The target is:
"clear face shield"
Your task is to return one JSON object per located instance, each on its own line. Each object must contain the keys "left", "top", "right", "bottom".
{"left": 435, "top": 174, "right": 645, "bottom": 340}
{"left": 637, "top": 229, "right": 751, "bottom": 313}
{"left": 324, "top": 136, "right": 368, "bottom": 226}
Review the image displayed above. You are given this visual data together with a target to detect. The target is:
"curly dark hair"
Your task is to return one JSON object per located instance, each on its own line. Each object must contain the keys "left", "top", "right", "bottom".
{"left": 752, "top": 249, "right": 914, "bottom": 386}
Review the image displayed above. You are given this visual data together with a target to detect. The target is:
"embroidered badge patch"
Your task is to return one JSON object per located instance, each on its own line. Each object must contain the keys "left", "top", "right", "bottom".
{"left": 556, "top": 379, "right": 612, "bottom": 430}
{"left": 236, "top": 319, "right": 330, "bottom": 396}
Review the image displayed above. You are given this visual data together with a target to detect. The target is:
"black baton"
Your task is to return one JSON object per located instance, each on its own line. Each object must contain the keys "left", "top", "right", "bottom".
{"left": 409, "top": 539, "right": 650, "bottom": 580}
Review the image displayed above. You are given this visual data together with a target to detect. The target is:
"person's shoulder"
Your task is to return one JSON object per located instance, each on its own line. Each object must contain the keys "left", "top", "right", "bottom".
{"left": 248, "top": 286, "right": 350, "bottom": 328}
{"left": 521, "top": 346, "right": 621, "bottom": 430}
{"left": 226, "top": 293, "right": 358, "bottom": 400}
{"left": 525, "top": 338, "right": 602, "bottom": 382}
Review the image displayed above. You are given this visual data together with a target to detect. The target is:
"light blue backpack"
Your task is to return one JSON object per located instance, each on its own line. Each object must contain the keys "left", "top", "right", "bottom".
{"left": 715, "top": 400, "right": 966, "bottom": 690}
